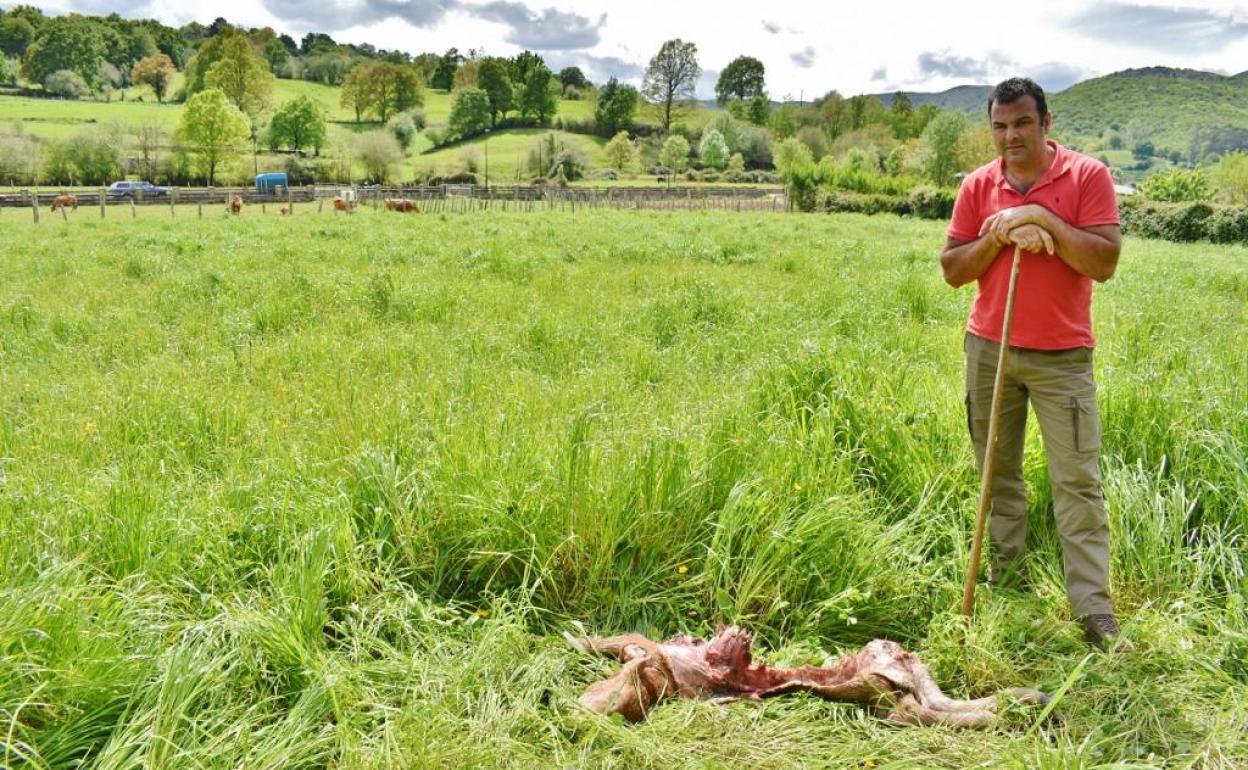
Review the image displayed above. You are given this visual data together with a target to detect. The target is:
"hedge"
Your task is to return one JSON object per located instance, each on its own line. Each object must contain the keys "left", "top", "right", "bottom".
{"left": 817, "top": 189, "right": 1248, "bottom": 247}
{"left": 819, "top": 186, "right": 956, "bottom": 220}
{"left": 1119, "top": 197, "right": 1248, "bottom": 245}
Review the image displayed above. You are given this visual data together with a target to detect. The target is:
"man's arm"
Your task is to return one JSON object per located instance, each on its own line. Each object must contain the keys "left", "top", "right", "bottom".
{"left": 981, "top": 204, "right": 1121, "bottom": 282}
{"left": 940, "top": 229, "right": 1008, "bottom": 288}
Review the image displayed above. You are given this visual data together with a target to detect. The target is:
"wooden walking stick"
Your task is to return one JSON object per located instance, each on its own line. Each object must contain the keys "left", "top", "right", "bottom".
{"left": 961, "top": 244, "right": 1025, "bottom": 616}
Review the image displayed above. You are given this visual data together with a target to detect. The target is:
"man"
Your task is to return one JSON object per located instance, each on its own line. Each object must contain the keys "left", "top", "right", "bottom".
{"left": 939, "top": 77, "right": 1127, "bottom": 650}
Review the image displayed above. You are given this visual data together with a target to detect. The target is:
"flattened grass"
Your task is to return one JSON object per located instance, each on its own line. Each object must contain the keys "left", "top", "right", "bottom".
{"left": 0, "top": 210, "right": 1245, "bottom": 768}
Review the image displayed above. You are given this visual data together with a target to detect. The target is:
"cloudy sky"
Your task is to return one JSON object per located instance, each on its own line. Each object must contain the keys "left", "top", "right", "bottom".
{"left": 21, "top": 0, "right": 1248, "bottom": 97}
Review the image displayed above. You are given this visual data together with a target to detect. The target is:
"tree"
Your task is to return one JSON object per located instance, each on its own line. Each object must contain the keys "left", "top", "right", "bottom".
{"left": 131, "top": 53, "right": 175, "bottom": 103}
{"left": 1132, "top": 140, "right": 1155, "bottom": 160}
{"left": 642, "top": 39, "right": 700, "bottom": 132}
{"left": 431, "top": 47, "right": 461, "bottom": 90}
{"left": 774, "top": 137, "right": 814, "bottom": 177}
{"left": 510, "top": 50, "right": 544, "bottom": 84}
{"left": 558, "top": 65, "right": 589, "bottom": 92}
{"left": 42, "top": 127, "right": 122, "bottom": 184}
{"left": 1138, "top": 168, "right": 1212, "bottom": 202}
{"left": 889, "top": 91, "right": 914, "bottom": 139}
{"left": 477, "top": 58, "right": 513, "bottom": 126}
{"left": 340, "top": 63, "right": 372, "bottom": 123}
{"left": 0, "top": 56, "right": 17, "bottom": 86}
{"left": 267, "top": 95, "right": 327, "bottom": 154}
{"left": 594, "top": 77, "right": 638, "bottom": 136}
{"left": 658, "top": 134, "right": 690, "bottom": 172}
{"left": 176, "top": 88, "right": 249, "bottom": 184}
{"left": 44, "top": 69, "right": 88, "bottom": 98}
{"left": 204, "top": 32, "right": 275, "bottom": 115}
{"left": 517, "top": 64, "right": 557, "bottom": 124}
{"left": 915, "top": 110, "right": 966, "bottom": 185}
{"left": 448, "top": 87, "right": 491, "bottom": 140}
{"left": 22, "top": 16, "right": 104, "bottom": 89}
{"left": 715, "top": 56, "right": 765, "bottom": 103}
{"left": 1213, "top": 151, "right": 1248, "bottom": 205}
{"left": 747, "top": 93, "right": 770, "bottom": 126}
{"left": 699, "top": 128, "right": 729, "bottom": 170}
{"left": 340, "top": 60, "right": 424, "bottom": 123}
{"left": 955, "top": 124, "right": 996, "bottom": 172}
{"left": 452, "top": 58, "right": 480, "bottom": 90}
{"left": 355, "top": 130, "right": 403, "bottom": 183}
{"left": 131, "top": 122, "right": 165, "bottom": 180}
{"left": 603, "top": 130, "right": 637, "bottom": 172}
{"left": 0, "top": 16, "right": 35, "bottom": 58}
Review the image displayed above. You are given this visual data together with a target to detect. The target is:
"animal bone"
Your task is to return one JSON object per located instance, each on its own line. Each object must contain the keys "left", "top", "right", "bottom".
{"left": 574, "top": 625, "right": 1048, "bottom": 727}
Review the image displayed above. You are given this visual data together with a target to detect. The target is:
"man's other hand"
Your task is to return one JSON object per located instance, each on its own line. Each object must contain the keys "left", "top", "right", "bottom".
{"left": 1007, "top": 223, "right": 1055, "bottom": 254}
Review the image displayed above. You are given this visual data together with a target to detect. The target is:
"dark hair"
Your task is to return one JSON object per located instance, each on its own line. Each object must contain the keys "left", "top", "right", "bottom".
{"left": 988, "top": 77, "right": 1047, "bottom": 118}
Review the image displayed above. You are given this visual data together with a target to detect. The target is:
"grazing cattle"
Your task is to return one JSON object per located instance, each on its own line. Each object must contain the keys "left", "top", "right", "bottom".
{"left": 384, "top": 198, "right": 418, "bottom": 213}
{"left": 50, "top": 194, "right": 78, "bottom": 212}
{"left": 332, "top": 196, "right": 355, "bottom": 213}
{"left": 228, "top": 195, "right": 244, "bottom": 215}
{"left": 575, "top": 626, "right": 1049, "bottom": 727}
{"left": 279, "top": 207, "right": 290, "bottom": 216}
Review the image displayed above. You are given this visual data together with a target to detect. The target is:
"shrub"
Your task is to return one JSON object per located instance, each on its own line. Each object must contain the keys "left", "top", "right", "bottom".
{"left": 41, "top": 129, "right": 123, "bottom": 185}
{"left": 907, "top": 186, "right": 956, "bottom": 219}
{"left": 1138, "top": 168, "right": 1213, "bottom": 203}
{"left": 44, "top": 69, "right": 88, "bottom": 98}
{"left": 354, "top": 130, "right": 404, "bottom": 183}
{"left": 1119, "top": 198, "right": 1219, "bottom": 242}
{"left": 698, "top": 128, "right": 729, "bottom": 170}
{"left": 586, "top": 168, "right": 619, "bottom": 181}
{"left": 1207, "top": 206, "right": 1248, "bottom": 244}
{"left": 821, "top": 190, "right": 911, "bottom": 216}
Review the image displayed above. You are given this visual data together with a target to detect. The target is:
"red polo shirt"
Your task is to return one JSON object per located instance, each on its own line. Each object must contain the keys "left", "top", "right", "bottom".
{"left": 947, "top": 141, "right": 1119, "bottom": 349}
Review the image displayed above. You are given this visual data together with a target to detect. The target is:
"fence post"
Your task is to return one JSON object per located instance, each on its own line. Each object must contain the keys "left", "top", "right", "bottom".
{"left": 170, "top": 189, "right": 176, "bottom": 217}
{"left": 130, "top": 197, "right": 136, "bottom": 220}
{"left": 198, "top": 200, "right": 203, "bottom": 219}
{"left": 100, "top": 188, "right": 106, "bottom": 218}
{"left": 60, "top": 203, "right": 68, "bottom": 222}
{"left": 288, "top": 186, "right": 293, "bottom": 215}
{"left": 31, "top": 191, "right": 39, "bottom": 223}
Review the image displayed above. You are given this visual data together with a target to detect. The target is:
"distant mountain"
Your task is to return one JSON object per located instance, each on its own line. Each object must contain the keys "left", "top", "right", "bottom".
{"left": 875, "top": 86, "right": 992, "bottom": 115}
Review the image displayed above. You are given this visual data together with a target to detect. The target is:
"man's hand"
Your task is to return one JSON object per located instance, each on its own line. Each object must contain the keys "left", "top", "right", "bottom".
{"left": 978, "top": 204, "right": 1049, "bottom": 243}
{"left": 1007, "top": 223, "right": 1055, "bottom": 254}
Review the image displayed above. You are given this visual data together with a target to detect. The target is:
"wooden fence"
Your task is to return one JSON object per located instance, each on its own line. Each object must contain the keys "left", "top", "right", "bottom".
{"left": 0, "top": 184, "right": 788, "bottom": 221}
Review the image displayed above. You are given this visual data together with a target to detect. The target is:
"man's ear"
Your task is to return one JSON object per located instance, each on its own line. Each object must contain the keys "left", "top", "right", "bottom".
{"left": 1042, "top": 112, "right": 1053, "bottom": 134}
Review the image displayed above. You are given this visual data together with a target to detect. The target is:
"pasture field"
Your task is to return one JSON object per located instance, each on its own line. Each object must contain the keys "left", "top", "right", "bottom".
{"left": 0, "top": 210, "right": 1245, "bottom": 768}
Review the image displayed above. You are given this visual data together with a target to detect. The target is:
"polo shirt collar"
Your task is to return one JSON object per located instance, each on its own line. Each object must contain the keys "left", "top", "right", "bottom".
{"left": 993, "top": 140, "right": 1071, "bottom": 194}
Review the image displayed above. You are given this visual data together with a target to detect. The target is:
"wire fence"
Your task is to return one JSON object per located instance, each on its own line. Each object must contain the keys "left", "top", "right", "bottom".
{"left": 0, "top": 184, "right": 789, "bottom": 222}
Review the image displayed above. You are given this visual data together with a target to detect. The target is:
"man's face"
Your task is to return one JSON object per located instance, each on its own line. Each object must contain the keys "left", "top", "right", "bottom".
{"left": 990, "top": 95, "right": 1051, "bottom": 166}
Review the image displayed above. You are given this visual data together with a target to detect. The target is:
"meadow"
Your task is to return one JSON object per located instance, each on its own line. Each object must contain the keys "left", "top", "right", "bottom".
{"left": 0, "top": 210, "right": 1245, "bottom": 768}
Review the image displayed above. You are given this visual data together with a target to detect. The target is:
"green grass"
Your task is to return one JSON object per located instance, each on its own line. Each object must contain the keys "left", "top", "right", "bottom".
{"left": 412, "top": 128, "right": 607, "bottom": 182}
{"left": 0, "top": 210, "right": 1244, "bottom": 768}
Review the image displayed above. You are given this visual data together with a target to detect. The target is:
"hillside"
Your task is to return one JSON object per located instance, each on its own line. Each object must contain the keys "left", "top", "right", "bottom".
{"left": 1048, "top": 67, "right": 1248, "bottom": 157}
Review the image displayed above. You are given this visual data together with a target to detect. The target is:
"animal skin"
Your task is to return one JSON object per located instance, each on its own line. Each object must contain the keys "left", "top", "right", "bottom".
{"left": 50, "top": 194, "right": 77, "bottom": 212}
{"left": 574, "top": 626, "right": 1049, "bottom": 727}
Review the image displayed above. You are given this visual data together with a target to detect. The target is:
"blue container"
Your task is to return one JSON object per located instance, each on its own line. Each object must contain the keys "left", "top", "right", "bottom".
{"left": 255, "top": 172, "right": 289, "bottom": 194}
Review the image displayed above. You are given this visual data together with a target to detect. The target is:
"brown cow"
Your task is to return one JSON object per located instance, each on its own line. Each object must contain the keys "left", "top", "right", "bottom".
{"left": 279, "top": 207, "right": 290, "bottom": 216}
{"left": 384, "top": 198, "right": 417, "bottom": 213}
{"left": 50, "top": 194, "right": 78, "bottom": 212}
{"left": 332, "top": 196, "right": 354, "bottom": 213}
{"left": 228, "top": 195, "right": 243, "bottom": 215}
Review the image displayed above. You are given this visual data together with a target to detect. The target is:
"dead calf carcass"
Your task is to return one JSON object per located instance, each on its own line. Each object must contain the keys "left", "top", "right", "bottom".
{"left": 575, "top": 625, "right": 1048, "bottom": 727}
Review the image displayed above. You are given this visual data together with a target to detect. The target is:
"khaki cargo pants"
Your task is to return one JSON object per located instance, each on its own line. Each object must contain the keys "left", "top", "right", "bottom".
{"left": 964, "top": 332, "right": 1113, "bottom": 617}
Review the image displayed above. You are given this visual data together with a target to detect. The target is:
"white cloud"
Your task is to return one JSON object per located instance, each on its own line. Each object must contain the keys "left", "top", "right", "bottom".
{"left": 35, "top": 0, "right": 1248, "bottom": 97}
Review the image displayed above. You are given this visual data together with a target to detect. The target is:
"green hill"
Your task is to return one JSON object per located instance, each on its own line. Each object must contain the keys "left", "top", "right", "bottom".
{"left": 1049, "top": 67, "right": 1248, "bottom": 158}
{"left": 876, "top": 85, "right": 991, "bottom": 114}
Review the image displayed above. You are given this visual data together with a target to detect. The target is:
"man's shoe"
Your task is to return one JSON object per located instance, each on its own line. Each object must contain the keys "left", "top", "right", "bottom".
{"left": 1081, "top": 614, "right": 1134, "bottom": 652}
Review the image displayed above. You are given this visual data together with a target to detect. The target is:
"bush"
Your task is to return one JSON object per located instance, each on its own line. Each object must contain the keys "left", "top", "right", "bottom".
{"left": 44, "top": 69, "right": 88, "bottom": 98}
{"left": 1119, "top": 197, "right": 1222, "bottom": 242}
{"left": 41, "top": 129, "right": 123, "bottom": 185}
{"left": 821, "top": 190, "right": 911, "bottom": 216}
{"left": 387, "top": 109, "right": 426, "bottom": 150}
{"left": 354, "top": 131, "right": 404, "bottom": 183}
{"left": 1207, "top": 206, "right": 1248, "bottom": 244}
{"left": 586, "top": 168, "right": 619, "bottom": 181}
{"left": 907, "top": 186, "right": 956, "bottom": 219}
{"left": 1138, "top": 168, "right": 1213, "bottom": 203}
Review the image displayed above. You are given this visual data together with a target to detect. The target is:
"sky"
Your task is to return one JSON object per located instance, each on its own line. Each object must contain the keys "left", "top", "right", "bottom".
{"left": 18, "top": 0, "right": 1248, "bottom": 98}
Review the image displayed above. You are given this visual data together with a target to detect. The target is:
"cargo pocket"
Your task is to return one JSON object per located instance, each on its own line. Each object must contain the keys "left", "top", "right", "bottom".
{"left": 1070, "top": 396, "right": 1101, "bottom": 453}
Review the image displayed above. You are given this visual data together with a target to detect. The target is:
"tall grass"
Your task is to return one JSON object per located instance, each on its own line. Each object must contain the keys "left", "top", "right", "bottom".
{"left": 0, "top": 210, "right": 1245, "bottom": 767}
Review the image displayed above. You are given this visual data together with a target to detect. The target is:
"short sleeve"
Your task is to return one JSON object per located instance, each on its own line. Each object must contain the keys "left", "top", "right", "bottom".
{"left": 947, "top": 177, "right": 981, "bottom": 241}
{"left": 1075, "top": 161, "right": 1120, "bottom": 228}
